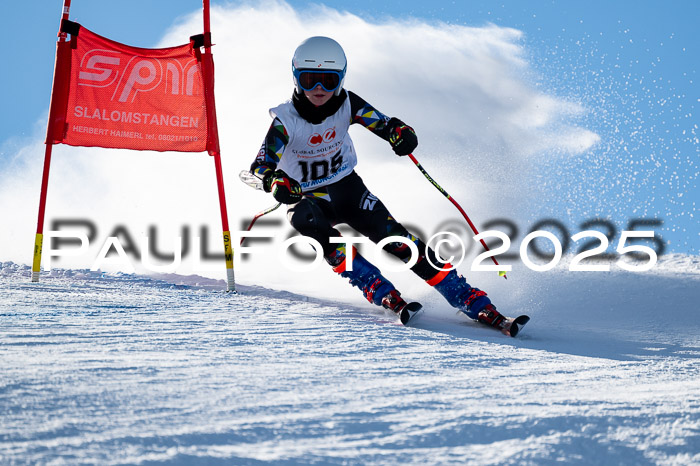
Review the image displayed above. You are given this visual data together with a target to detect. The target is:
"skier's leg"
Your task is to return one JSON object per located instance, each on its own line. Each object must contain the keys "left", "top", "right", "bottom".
{"left": 329, "top": 175, "right": 502, "bottom": 325}
{"left": 376, "top": 226, "right": 502, "bottom": 324}
{"left": 288, "top": 195, "right": 407, "bottom": 313}
{"left": 326, "top": 244, "right": 409, "bottom": 313}
{"left": 325, "top": 172, "right": 434, "bottom": 280}
{"left": 392, "top": 238, "right": 504, "bottom": 326}
{"left": 287, "top": 196, "right": 339, "bottom": 256}
{"left": 429, "top": 269, "right": 504, "bottom": 325}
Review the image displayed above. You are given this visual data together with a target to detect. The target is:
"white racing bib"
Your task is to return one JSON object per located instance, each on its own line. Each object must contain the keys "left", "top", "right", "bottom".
{"left": 270, "top": 98, "right": 357, "bottom": 191}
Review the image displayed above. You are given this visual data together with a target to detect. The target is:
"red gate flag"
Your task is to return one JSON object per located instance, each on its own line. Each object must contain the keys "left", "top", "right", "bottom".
{"left": 48, "top": 20, "right": 213, "bottom": 153}
{"left": 33, "top": 5, "right": 234, "bottom": 291}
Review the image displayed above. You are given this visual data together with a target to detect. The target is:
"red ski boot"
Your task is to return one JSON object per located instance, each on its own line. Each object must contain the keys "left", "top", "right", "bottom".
{"left": 477, "top": 304, "right": 507, "bottom": 329}
{"left": 381, "top": 290, "right": 423, "bottom": 326}
{"left": 478, "top": 304, "right": 530, "bottom": 337}
{"left": 381, "top": 289, "right": 408, "bottom": 313}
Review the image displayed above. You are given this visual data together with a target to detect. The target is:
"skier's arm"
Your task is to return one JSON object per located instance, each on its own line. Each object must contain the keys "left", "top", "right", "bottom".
{"left": 348, "top": 91, "right": 393, "bottom": 138}
{"left": 348, "top": 91, "right": 418, "bottom": 156}
{"left": 250, "top": 117, "right": 289, "bottom": 180}
{"left": 249, "top": 118, "right": 301, "bottom": 203}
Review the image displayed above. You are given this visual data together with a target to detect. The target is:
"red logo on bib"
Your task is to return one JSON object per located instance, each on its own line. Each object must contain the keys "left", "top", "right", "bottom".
{"left": 323, "top": 128, "right": 336, "bottom": 142}
{"left": 308, "top": 133, "right": 323, "bottom": 146}
{"left": 308, "top": 127, "right": 337, "bottom": 147}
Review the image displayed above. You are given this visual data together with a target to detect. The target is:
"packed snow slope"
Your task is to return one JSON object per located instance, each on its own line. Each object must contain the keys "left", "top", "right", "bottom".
{"left": 1, "top": 258, "right": 699, "bottom": 465}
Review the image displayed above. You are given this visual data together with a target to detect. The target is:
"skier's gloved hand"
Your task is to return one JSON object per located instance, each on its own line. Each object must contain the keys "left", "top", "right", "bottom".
{"left": 387, "top": 117, "right": 418, "bottom": 156}
{"left": 263, "top": 170, "right": 303, "bottom": 204}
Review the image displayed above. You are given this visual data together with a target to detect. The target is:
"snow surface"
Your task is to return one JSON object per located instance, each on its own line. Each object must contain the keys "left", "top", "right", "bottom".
{"left": 1, "top": 259, "right": 699, "bottom": 465}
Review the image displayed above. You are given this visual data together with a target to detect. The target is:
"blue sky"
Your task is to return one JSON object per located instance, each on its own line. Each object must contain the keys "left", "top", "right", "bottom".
{"left": 1, "top": 0, "right": 697, "bottom": 257}
{"left": 2, "top": 1, "right": 695, "bottom": 145}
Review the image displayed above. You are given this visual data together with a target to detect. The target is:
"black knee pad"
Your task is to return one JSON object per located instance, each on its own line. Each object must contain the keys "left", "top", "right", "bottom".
{"left": 287, "top": 199, "right": 338, "bottom": 255}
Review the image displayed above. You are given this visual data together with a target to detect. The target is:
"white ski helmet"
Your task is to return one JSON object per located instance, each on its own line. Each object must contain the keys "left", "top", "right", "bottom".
{"left": 292, "top": 36, "right": 347, "bottom": 96}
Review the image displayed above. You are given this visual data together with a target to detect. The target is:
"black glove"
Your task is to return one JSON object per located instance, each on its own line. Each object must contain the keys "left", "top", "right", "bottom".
{"left": 263, "top": 169, "right": 302, "bottom": 204}
{"left": 387, "top": 117, "right": 418, "bottom": 156}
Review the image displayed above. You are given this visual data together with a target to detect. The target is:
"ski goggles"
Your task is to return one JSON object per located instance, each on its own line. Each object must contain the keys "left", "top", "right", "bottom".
{"left": 294, "top": 69, "right": 344, "bottom": 92}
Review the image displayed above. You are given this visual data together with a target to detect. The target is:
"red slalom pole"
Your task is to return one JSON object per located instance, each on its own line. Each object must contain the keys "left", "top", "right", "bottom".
{"left": 32, "top": 0, "right": 73, "bottom": 282}
{"left": 201, "top": 0, "right": 235, "bottom": 291}
{"left": 240, "top": 202, "right": 282, "bottom": 246}
{"left": 407, "top": 153, "right": 507, "bottom": 279}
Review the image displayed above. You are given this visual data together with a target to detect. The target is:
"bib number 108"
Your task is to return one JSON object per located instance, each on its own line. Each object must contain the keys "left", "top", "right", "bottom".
{"left": 298, "top": 154, "right": 343, "bottom": 183}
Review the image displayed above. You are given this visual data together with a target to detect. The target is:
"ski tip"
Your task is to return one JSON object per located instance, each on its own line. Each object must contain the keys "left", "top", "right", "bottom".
{"left": 506, "top": 315, "right": 530, "bottom": 338}
{"left": 400, "top": 302, "right": 423, "bottom": 326}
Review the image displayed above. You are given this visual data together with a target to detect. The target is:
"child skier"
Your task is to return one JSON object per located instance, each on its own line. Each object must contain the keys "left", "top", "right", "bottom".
{"left": 250, "top": 36, "right": 511, "bottom": 331}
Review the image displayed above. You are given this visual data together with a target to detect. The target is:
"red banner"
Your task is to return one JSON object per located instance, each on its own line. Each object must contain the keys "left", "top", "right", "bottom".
{"left": 52, "top": 24, "right": 209, "bottom": 153}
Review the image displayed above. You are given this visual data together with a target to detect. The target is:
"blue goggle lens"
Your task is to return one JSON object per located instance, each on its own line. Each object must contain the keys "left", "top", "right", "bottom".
{"left": 296, "top": 70, "right": 342, "bottom": 92}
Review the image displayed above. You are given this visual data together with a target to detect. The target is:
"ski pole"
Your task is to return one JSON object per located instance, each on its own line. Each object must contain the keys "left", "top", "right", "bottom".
{"left": 240, "top": 202, "right": 282, "bottom": 246}
{"left": 407, "top": 153, "right": 507, "bottom": 279}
